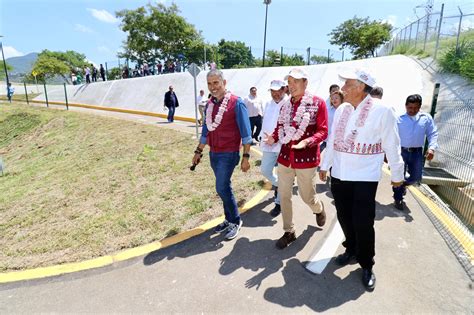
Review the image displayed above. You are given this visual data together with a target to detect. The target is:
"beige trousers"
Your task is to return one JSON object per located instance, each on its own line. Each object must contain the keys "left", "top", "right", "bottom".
{"left": 278, "top": 163, "right": 323, "bottom": 233}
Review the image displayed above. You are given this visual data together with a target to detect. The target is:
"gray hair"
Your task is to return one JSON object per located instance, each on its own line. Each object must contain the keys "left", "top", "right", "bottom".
{"left": 207, "top": 69, "right": 225, "bottom": 81}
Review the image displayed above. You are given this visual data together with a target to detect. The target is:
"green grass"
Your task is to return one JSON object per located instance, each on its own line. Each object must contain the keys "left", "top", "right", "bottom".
{"left": 390, "top": 29, "right": 474, "bottom": 81}
{"left": 0, "top": 93, "right": 40, "bottom": 102}
{"left": 0, "top": 103, "right": 263, "bottom": 271}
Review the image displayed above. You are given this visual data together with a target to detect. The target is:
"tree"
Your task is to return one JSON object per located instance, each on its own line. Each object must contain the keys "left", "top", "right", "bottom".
{"left": 116, "top": 3, "right": 205, "bottom": 67}
{"left": 310, "top": 55, "right": 336, "bottom": 64}
{"left": 257, "top": 50, "right": 305, "bottom": 67}
{"left": 0, "top": 61, "right": 13, "bottom": 80}
{"left": 29, "top": 50, "right": 89, "bottom": 83}
{"left": 217, "top": 39, "right": 254, "bottom": 69}
{"left": 329, "top": 17, "right": 392, "bottom": 59}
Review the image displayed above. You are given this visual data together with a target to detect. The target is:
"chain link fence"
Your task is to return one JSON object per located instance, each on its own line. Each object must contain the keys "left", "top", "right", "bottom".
{"left": 429, "top": 99, "right": 474, "bottom": 228}
{"left": 378, "top": 4, "right": 474, "bottom": 59}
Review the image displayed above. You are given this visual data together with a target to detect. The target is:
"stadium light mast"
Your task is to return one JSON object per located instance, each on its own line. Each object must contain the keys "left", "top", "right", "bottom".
{"left": 262, "top": 0, "right": 271, "bottom": 67}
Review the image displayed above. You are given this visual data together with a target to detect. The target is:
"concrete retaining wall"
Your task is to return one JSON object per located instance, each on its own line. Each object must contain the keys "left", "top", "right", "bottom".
{"left": 32, "top": 55, "right": 426, "bottom": 119}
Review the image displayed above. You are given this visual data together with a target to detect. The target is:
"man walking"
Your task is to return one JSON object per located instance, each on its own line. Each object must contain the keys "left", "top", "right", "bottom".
{"left": 244, "top": 87, "right": 264, "bottom": 143}
{"left": 264, "top": 68, "right": 328, "bottom": 249}
{"left": 192, "top": 69, "right": 252, "bottom": 240}
{"left": 99, "top": 64, "right": 106, "bottom": 81}
{"left": 164, "top": 85, "right": 179, "bottom": 123}
{"left": 319, "top": 69, "right": 404, "bottom": 291}
{"left": 260, "top": 79, "right": 288, "bottom": 217}
{"left": 393, "top": 94, "right": 438, "bottom": 210}
{"left": 196, "top": 89, "right": 207, "bottom": 125}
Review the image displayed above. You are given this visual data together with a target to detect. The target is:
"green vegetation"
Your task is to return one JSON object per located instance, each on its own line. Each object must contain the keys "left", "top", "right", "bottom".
{"left": 439, "top": 39, "right": 474, "bottom": 81}
{"left": 28, "top": 50, "right": 90, "bottom": 84}
{"left": 391, "top": 29, "right": 474, "bottom": 81}
{"left": 0, "top": 103, "right": 262, "bottom": 271}
{"left": 329, "top": 16, "right": 392, "bottom": 59}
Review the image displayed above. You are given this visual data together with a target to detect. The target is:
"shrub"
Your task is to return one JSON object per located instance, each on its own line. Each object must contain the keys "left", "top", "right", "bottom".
{"left": 439, "top": 40, "right": 474, "bottom": 76}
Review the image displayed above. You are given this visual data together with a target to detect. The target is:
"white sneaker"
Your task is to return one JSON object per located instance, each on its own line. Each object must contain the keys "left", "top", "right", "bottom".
{"left": 225, "top": 220, "right": 243, "bottom": 240}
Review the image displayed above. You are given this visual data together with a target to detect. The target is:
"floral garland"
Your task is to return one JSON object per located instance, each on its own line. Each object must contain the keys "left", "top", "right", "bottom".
{"left": 277, "top": 92, "right": 316, "bottom": 144}
{"left": 205, "top": 91, "right": 231, "bottom": 131}
{"left": 333, "top": 97, "right": 373, "bottom": 151}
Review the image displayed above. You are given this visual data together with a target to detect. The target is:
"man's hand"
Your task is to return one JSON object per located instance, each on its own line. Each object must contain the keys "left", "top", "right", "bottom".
{"left": 425, "top": 149, "right": 435, "bottom": 161}
{"left": 391, "top": 181, "right": 404, "bottom": 187}
{"left": 291, "top": 139, "right": 308, "bottom": 150}
{"left": 263, "top": 132, "right": 275, "bottom": 145}
{"left": 319, "top": 170, "right": 327, "bottom": 182}
{"left": 192, "top": 153, "right": 201, "bottom": 166}
{"left": 241, "top": 158, "right": 250, "bottom": 172}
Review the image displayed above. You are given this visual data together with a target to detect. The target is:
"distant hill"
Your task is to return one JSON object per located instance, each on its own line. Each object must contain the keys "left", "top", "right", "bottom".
{"left": 6, "top": 52, "right": 38, "bottom": 75}
{"left": 5, "top": 52, "right": 66, "bottom": 84}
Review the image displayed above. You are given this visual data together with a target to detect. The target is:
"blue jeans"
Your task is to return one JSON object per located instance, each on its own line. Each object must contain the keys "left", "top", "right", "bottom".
{"left": 393, "top": 149, "right": 423, "bottom": 201}
{"left": 260, "top": 151, "right": 280, "bottom": 204}
{"left": 167, "top": 106, "right": 176, "bottom": 122}
{"left": 209, "top": 152, "right": 241, "bottom": 224}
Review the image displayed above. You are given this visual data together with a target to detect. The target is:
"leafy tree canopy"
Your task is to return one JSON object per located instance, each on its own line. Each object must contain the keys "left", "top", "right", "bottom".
{"left": 116, "top": 3, "right": 204, "bottom": 65}
{"left": 310, "top": 55, "right": 336, "bottom": 64}
{"left": 329, "top": 16, "right": 392, "bottom": 59}
{"left": 0, "top": 61, "right": 13, "bottom": 80}
{"left": 217, "top": 39, "right": 254, "bottom": 69}
{"left": 260, "top": 50, "right": 305, "bottom": 67}
{"left": 30, "top": 50, "right": 89, "bottom": 83}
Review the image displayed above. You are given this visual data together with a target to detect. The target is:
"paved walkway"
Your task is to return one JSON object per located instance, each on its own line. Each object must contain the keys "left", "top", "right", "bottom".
{"left": 0, "top": 105, "right": 472, "bottom": 313}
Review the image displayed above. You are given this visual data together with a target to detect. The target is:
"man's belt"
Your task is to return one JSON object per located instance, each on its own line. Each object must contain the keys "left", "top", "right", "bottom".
{"left": 402, "top": 147, "right": 422, "bottom": 152}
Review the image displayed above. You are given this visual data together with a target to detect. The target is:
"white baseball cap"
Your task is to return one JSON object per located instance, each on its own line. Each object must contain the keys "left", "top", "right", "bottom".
{"left": 284, "top": 68, "right": 308, "bottom": 80}
{"left": 338, "top": 69, "right": 376, "bottom": 87}
{"left": 269, "top": 79, "right": 286, "bottom": 90}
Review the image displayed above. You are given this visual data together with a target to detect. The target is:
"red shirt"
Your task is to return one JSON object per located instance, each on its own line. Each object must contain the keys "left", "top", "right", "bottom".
{"left": 272, "top": 94, "right": 328, "bottom": 169}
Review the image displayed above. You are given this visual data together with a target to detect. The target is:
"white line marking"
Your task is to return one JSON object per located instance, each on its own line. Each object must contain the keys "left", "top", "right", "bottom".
{"left": 305, "top": 222, "right": 344, "bottom": 274}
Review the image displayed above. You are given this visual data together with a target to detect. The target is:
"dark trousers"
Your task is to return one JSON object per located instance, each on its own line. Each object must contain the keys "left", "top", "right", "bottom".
{"left": 167, "top": 105, "right": 175, "bottom": 122}
{"left": 393, "top": 148, "right": 423, "bottom": 201}
{"left": 249, "top": 115, "right": 262, "bottom": 141}
{"left": 331, "top": 177, "right": 378, "bottom": 270}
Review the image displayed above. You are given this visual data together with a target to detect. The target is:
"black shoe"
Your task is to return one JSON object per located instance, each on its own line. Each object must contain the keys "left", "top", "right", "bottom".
{"left": 274, "top": 188, "right": 278, "bottom": 199}
{"left": 394, "top": 200, "right": 404, "bottom": 210}
{"left": 335, "top": 251, "right": 357, "bottom": 266}
{"left": 362, "top": 269, "right": 376, "bottom": 291}
{"left": 270, "top": 204, "right": 281, "bottom": 217}
{"left": 276, "top": 232, "right": 296, "bottom": 249}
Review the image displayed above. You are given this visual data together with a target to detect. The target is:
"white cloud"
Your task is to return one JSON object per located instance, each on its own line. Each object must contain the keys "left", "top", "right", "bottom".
{"left": 74, "top": 23, "right": 94, "bottom": 33}
{"left": 3, "top": 46, "right": 24, "bottom": 59}
{"left": 87, "top": 8, "right": 118, "bottom": 23}
{"left": 383, "top": 15, "right": 397, "bottom": 27}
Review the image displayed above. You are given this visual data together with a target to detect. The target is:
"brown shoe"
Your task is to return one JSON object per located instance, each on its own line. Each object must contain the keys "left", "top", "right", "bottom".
{"left": 276, "top": 232, "right": 296, "bottom": 249}
{"left": 316, "top": 202, "right": 326, "bottom": 227}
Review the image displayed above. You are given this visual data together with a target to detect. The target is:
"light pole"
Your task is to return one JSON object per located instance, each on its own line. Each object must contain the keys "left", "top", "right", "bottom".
{"left": 0, "top": 36, "right": 10, "bottom": 88}
{"left": 262, "top": 0, "right": 271, "bottom": 67}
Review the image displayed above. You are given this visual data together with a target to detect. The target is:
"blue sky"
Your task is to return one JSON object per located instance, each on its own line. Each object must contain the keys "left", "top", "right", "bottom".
{"left": 1, "top": 0, "right": 473, "bottom": 65}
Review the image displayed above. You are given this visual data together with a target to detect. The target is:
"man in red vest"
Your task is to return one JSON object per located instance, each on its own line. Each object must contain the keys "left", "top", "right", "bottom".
{"left": 264, "top": 68, "right": 328, "bottom": 249}
{"left": 192, "top": 69, "right": 253, "bottom": 240}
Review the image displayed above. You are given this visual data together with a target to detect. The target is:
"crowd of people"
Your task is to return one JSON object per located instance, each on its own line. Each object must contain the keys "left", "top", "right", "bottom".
{"left": 187, "top": 67, "right": 438, "bottom": 292}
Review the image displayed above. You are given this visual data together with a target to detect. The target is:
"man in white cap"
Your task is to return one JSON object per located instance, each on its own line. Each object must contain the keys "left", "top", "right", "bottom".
{"left": 319, "top": 69, "right": 404, "bottom": 291}
{"left": 260, "top": 79, "right": 289, "bottom": 217}
{"left": 264, "top": 68, "right": 328, "bottom": 249}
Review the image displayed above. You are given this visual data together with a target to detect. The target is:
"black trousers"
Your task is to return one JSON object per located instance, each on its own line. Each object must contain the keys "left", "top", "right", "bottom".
{"left": 331, "top": 176, "right": 378, "bottom": 270}
{"left": 249, "top": 115, "right": 262, "bottom": 141}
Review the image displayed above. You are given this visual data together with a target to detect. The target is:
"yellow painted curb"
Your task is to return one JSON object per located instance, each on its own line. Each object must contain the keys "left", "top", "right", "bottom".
{"left": 0, "top": 149, "right": 270, "bottom": 283}
{"left": 382, "top": 165, "right": 473, "bottom": 263}
{"left": 29, "top": 99, "right": 197, "bottom": 123}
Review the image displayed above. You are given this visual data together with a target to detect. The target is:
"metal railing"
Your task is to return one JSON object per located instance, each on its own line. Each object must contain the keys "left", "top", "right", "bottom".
{"left": 429, "top": 98, "right": 474, "bottom": 227}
